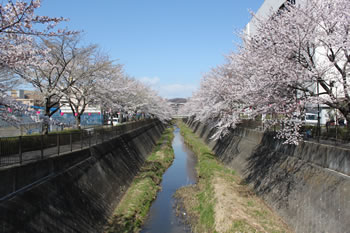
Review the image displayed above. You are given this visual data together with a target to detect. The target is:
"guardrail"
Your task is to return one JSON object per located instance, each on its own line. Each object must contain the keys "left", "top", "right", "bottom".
{"left": 0, "top": 119, "right": 156, "bottom": 168}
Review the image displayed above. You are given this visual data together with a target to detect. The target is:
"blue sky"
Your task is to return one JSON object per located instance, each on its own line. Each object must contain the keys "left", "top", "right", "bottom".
{"left": 38, "top": 0, "right": 263, "bottom": 99}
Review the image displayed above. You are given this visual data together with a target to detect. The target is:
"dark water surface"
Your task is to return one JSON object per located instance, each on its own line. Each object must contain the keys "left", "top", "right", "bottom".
{"left": 140, "top": 127, "right": 197, "bottom": 233}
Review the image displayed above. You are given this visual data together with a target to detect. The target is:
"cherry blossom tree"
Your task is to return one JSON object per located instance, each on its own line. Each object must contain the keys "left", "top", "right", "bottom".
{"left": 238, "top": 0, "right": 350, "bottom": 142}
{"left": 0, "top": 0, "right": 74, "bottom": 126}
{"left": 98, "top": 74, "right": 173, "bottom": 123}
{"left": 126, "top": 81, "right": 173, "bottom": 122}
{"left": 182, "top": 0, "right": 350, "bottom": 144}
{"left": 179, "top": 60, "right": 247, "bottom": 139}
{"left": 0, "top": 1, "right": 172, "bottom": 131}
{"left": 96, "top": 69, "right": 135, "bottom": 117}
{"left": 15, "top": 36, "right": 89, "bottom": 133}
{"left": 0, "top": 0, "right": 72, "bottom": 69}
{"left": 62, "top": 47, "right": 114, "bottom": 129}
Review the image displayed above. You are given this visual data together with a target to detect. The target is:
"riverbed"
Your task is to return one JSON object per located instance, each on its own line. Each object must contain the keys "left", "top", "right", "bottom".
{"left": 140, "top": 127, "right": 197, "bottom": 233}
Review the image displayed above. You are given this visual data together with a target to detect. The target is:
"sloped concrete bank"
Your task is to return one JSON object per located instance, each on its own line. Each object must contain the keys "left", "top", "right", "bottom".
{"left": 185, "top": 117, "right": 350, "bottom": 233}
{"left": 0, "top": 120, "right": 165, "bottom": 233}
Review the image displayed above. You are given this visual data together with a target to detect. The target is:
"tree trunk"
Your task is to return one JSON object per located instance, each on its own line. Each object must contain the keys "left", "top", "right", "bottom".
{"left": 75, "top": 114, "right": 81, "bottom": 129}
{"left": 43, "top": 98, "right": 50, "bottom": 135}
{"left": 42, "top": 122, "right": 49, "bottom": 135}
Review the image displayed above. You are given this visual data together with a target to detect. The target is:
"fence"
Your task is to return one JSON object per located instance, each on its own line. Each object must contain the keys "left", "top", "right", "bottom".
{"left": 238, "top": 119, "right": 350, "bottom": 147}
{"left": 0, "top": 119, "right": 155, "bottom": 167}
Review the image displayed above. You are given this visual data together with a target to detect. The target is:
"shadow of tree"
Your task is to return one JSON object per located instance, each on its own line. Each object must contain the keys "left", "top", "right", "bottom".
{"left": 242, "top": 132, "right": 305, "bottom": 209}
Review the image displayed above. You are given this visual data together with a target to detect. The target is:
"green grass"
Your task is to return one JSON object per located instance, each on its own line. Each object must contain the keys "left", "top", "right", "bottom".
{"left": 231, "top": 219, "right": 256, "bottom": 232}
{"left": 179, "top": 122, "right": 222, "bottom": 178}
{"left": 104, "top": 126, "right": 175, "bottom": 233}
{"left": 177, "top": 121, "right": 222, "bottom": 232}
{"left": 176, "top": 120, "right": 291, "bottom": 233}
{"left": 195, "top": 183, "right": 216, "bottom": 231}
{"left": 106, "top": 177, "right": 158, "bottom": 233}
{"left": 247, "top": 200, "right": 255, "bottom": 207}
{"left": 178, "top": 120, "right": 240, "bottom": 232}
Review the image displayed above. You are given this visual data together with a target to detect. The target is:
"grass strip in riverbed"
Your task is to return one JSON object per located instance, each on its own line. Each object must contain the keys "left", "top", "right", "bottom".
{"left": 175, "top": 121, "right": 292, "bottom": 233}
{"left": 104, "top": 127, "right": 175, "bottom": 233}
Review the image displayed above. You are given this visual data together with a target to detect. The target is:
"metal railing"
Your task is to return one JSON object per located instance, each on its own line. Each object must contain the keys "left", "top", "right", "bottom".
{"left": 237, "top": 119, "right": 350, "bottom": 147}
{"left": 0, "top": 119, "right": 156, "bottom": 167}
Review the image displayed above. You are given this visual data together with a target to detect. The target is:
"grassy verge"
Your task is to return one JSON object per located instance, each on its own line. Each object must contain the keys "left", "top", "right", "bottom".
{"left": 104, "top": 126, "right": 175, "bottom": 233}
{"left": 175, "top": 120, "right": 292, "bottom": 233}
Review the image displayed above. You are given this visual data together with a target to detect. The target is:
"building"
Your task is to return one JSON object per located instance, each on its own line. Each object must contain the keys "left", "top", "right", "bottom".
{"left": 11, "top": 89, "right": 43, "bottom": 107}
{"left": 58, "top": 96, "right": 103, "bottom": 126}
{"left": 245, "top": 0, "right": 302, "bottom": 37}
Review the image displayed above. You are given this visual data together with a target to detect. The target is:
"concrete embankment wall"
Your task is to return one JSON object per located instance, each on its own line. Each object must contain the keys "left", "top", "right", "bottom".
{"left": 185, "top": 118, "right": 350, "bottom": 233}
{"left": 0, "top": 120, "right": 164, "bottom": 233}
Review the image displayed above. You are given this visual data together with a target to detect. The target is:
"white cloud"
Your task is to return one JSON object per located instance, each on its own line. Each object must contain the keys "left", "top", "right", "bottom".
{"left": 139, "top": 76, "right": 160, "bottom": 86}
{"left": 137, "top": 76, "right": 197, "bottom": 99}
{"left": 159, "top": 83, "right": 197, "bottom": 99}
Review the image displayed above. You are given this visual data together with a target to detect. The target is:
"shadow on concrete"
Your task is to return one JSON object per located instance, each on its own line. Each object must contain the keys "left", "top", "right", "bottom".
{"left": 243, "top": 133, "right": 306, "bottom": 209}
{"left": 0, "top": 121, "right": 165, "bottom": 233}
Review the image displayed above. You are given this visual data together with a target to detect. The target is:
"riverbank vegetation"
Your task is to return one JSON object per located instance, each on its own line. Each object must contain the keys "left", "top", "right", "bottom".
{"left": 104, "top": 126, "right": 175, "bottom": 233}
{"left": 175, "top": 121, "right": 292, "bottom": 233}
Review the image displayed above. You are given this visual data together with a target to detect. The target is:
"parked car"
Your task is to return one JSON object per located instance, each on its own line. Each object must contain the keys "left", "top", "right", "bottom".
{"left": 291, "top": 113, "right": 319, "bottom": 125}
{"left": 304, "top": 113, "right": 318, "bottom": 125}
{"left": 107, "top": 117, "right": 120, "bottom": 126}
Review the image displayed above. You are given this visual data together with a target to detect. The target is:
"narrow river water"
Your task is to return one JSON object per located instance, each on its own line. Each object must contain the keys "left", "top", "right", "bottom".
{"left": 140, "top": 127, "right": 197, "bottom": 233}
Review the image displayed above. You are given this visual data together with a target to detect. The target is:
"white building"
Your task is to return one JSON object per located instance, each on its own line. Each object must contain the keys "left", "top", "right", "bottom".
{"left": 59, "top": 104, "right": 102, "bottom": 114}
{"left": 245, "top": 0, "right": 302, "bottom": 37}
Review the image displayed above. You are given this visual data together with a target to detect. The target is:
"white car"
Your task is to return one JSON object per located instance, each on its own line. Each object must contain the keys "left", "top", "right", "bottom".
{"left": 304, "top": 113, "right": 318, "bottom": 125}
{"left": 107, "top": 117, "right": 120, "bottom": 126}
{"left": 291, "top": 113, "right": 318, "bottom": 125}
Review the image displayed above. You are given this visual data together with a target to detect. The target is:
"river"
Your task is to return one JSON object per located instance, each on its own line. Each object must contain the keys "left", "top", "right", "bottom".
{"left": 140, "top": 127, "right": 197, "bottom": 233}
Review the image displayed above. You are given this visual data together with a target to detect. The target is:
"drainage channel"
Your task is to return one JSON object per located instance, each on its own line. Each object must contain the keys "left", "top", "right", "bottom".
{"left": 140, "top": 126, "right": 197, "bottom": 233}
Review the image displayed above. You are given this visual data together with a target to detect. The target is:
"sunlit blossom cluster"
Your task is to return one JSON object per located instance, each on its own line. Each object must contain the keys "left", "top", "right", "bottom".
{"left": 180, "top": 0, "right": 350, "bottom": 144}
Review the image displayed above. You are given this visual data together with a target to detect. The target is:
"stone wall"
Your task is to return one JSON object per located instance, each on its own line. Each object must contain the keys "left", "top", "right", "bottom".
{"left": 185, "top": 118, "right": 350, "bottom": 233}
{"left": 0, "top": 120, "right": 164, "bottom": 233}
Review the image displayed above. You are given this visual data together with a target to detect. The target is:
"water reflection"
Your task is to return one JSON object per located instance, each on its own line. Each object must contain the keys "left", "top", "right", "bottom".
{"left": 140, "top": 127, "right": 197, "bottom": 233}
